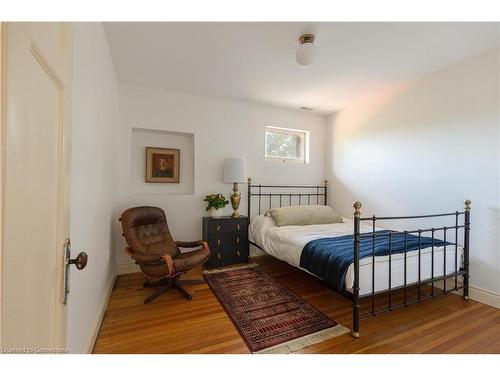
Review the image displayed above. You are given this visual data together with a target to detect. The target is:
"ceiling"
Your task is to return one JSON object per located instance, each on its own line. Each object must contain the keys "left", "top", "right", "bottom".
{"left": 104, "top": 22, "right": 499, "bottom": 114}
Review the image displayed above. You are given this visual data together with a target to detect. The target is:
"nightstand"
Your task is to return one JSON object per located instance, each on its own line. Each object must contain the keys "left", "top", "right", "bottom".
{"left": 202, "top": 216, "right": 249, "bottom": 268}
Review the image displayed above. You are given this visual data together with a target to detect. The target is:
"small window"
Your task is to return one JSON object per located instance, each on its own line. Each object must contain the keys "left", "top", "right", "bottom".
{"left": 265, "top": 126, "right": 309, "bottom": 163}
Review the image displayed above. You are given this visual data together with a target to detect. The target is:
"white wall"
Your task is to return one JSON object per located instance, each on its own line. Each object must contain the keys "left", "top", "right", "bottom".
{"left": 115, "top": 83, "right": 326, "bottom": 266}
{"left": 68, "top": 23, "right": 119, "bottom": 353}
{"left": 325, "top": 50, "right": 500, "bottom": 299}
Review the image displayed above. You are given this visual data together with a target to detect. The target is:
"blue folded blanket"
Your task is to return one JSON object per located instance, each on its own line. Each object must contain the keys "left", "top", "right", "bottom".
{"left": 299, "top": 230, "right": 451, "bottom": 293}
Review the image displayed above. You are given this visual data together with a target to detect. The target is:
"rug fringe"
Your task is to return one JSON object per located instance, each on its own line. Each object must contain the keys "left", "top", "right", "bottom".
{"left": 254, "top": 324, "right": 350, "bottom": 354}
{"left": 203, "top": 263, "right": 259, "bottom": 275}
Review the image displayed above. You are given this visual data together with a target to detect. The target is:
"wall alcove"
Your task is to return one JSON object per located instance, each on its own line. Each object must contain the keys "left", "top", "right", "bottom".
{"left": 131, "top": 127, "right": 195, "bottom": 195}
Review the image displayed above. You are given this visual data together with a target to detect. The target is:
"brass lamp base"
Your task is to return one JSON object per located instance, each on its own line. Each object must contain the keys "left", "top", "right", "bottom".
{"left": 230, "top": 182, "right": 241, "bottom": 218}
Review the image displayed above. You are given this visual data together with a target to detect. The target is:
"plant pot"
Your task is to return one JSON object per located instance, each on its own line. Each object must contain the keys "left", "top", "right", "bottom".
{"left": 209, "top": 208, "right": 223, "bottom": 218}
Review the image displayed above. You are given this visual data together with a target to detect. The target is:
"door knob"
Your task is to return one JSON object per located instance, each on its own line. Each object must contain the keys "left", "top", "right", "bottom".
{"left": 68, "top": 252, "right": 88, "bottom": 270}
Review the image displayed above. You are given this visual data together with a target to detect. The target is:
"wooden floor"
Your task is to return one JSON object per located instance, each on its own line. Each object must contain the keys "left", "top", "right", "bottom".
{"left": 93, "top": 256, "right": 500, "bottom": 354}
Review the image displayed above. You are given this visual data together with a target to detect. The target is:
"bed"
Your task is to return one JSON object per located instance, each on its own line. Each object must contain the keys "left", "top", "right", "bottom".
{"left": 250, "top": 215, "right": 464, "bottom": 296}
{"left": 246, "top": 179, "right": 471, "bottom": 337}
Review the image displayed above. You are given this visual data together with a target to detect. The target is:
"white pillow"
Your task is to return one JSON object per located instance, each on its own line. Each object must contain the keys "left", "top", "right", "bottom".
{"left": 269, "top": 205, "right": 344, "bottom": 227}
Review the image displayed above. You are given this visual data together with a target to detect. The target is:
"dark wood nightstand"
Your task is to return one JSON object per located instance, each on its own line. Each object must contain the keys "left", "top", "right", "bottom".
{"left": 202, "top": 216, "right": 249, "bottom": 268}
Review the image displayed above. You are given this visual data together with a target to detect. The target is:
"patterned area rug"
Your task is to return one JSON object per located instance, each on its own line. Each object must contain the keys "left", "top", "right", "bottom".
{"left": 204, "top": 264, "right": 349, "bottom": 354}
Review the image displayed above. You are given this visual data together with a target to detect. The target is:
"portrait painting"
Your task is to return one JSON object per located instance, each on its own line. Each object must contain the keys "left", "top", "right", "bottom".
{"left": 146, "top": 147, "right": 180, "bottom": 183}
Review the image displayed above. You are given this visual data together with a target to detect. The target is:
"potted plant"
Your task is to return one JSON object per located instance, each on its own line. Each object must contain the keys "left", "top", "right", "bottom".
{"left": 203, "top": 193, "right": 229, "bottom": 218}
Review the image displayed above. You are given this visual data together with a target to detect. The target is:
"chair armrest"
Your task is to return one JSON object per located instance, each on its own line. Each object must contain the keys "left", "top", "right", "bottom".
{"left": 175, "top": 240, "right": 204, "bottom": 248}
{"left": 176, "top": 240, "right": 211, "bottom": 255}
{"left": 124, "top": 247, "right": 133, "bottom": 256}
{"left": 161, "top": 254, "right": 176, "bottom": 276}
{"left": 201, "top": 241, "right": 210, "bottom": 254}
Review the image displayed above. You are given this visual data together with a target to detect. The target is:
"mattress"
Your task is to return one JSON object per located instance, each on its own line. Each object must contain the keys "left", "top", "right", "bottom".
{"left": 249, "top": 214, "right": 464, "bottom": 296}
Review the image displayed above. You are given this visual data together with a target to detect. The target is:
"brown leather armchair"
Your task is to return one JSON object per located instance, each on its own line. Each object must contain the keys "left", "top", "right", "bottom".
{"left": 120, "top": 206, "right": 211, "bottom": 304}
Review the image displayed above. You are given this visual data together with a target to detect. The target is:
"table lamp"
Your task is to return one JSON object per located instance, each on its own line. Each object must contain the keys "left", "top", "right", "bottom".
{"left": 223, "top": 158, "right": 247, "bottom": 218}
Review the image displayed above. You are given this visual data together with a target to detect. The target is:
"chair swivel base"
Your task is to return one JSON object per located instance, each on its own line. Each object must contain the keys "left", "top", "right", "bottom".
{"left": 143, "top": 277, "right": 205, "bottom": 304}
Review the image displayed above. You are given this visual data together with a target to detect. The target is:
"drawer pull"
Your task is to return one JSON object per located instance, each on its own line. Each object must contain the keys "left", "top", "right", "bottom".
{"left": 217, "top": 225, "right": 221, "bottom": 231}
{"left": 236, "top": 250, "right": 240, "bottom": 257}
{"left": 217, "top": 239, "right": 221, "bottom": 246}
{"left": 236, "top": 237, "right": 240, "bottom": 244}
{"left": 237, "top": 224, "right": 240, "bottom": 230}
{"left": 217, "top": 253, "right": 221, "bottom": 259}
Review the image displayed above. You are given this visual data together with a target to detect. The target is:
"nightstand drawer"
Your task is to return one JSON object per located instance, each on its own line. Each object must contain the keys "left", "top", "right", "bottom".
{"left": 207, "top": 234, "right": 228, "bottom": 252}
{"left": 230, "top": 242, "right": 249, "bottom": 262}
{"left": 207, "top": 219, "right": 246, "bottom": 234}
{"left": 207, "top": 234, "right": 248, "bottom": 252}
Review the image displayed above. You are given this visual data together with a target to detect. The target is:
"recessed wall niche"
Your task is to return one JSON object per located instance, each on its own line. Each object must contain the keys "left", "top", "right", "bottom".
{"left": 131, "top": 127, "right": 194, "bottom": 195}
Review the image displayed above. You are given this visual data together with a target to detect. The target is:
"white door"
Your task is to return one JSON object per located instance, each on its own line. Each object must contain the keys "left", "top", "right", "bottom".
{"left": 1, "top": 22, "right": 73, "bottom": 351}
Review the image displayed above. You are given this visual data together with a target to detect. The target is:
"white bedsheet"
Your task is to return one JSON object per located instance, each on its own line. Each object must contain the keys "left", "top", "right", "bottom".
{"left": 249, "top": 215, "right": 464, "bottom": 296}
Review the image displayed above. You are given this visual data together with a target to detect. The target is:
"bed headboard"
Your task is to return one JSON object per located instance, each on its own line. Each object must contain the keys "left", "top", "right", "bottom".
{"left": 246, "top": 178, "right": 328, "bottom": 218}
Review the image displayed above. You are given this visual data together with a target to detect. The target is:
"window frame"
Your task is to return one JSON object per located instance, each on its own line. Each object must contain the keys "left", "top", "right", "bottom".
{"left": 264, "top": 126, "right": 310, "bottom": 164}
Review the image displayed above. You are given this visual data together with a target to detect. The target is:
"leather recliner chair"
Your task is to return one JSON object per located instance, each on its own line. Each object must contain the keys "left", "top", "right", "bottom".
{"left": 120, "top": 206, "right": 211, "bottom": 304}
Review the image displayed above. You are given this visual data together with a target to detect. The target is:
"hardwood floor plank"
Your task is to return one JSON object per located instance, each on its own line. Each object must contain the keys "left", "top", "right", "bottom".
{"left": 93, "top": 256, "right": 500, "bottom": 354}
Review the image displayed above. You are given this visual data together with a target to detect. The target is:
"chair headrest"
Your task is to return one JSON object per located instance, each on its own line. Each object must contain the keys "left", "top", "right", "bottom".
{"left": 120, "top": 206, "right": 166, "bottom": 228}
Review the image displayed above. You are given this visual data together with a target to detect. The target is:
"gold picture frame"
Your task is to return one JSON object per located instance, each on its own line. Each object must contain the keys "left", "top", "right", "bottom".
{"left": 145, "top": 147, "right": 180, "bottom": 183}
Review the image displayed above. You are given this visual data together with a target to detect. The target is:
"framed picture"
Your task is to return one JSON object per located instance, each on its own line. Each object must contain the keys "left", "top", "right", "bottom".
{"left": 145, "top": 147, "right": 180, "bottom": 183}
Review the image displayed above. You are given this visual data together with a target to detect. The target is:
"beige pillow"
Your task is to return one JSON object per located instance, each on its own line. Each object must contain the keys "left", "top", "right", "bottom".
{"left": 269, "top": 205, "right": 343, "bottom": 227}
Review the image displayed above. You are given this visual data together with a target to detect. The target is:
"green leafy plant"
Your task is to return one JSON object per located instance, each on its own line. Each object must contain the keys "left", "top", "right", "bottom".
{"left": 203, "top": 193, "right": 229, "bottom": 211}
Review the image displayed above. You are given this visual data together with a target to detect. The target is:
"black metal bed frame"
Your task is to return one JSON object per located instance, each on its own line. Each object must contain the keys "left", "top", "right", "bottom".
{"left": 246, "top": 178, "right": 471, "bottom": 338}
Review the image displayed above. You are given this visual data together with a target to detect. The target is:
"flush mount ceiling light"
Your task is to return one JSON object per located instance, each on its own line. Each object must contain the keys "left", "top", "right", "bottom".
{"left": 295, "top": 33, "right": 317, "bottom": 67}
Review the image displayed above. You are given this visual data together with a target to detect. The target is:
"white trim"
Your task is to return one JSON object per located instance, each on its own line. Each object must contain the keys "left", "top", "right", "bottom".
{"left": 115, "top": 262, "right": 140, "bottom": 275}
{"left": 0, "top": 22, "right": 4, "bottom": 345}
{"left": 433, "top": 280, "right": 500, "bottom": 309}
{"left": 264, "top": 125, "right": 310, "bottom": 164}
{"left": 468, "top": 285, "right": 500, "bottom": 309}
{"left": 81, "top": 273, "right": 116, "bottom": 354}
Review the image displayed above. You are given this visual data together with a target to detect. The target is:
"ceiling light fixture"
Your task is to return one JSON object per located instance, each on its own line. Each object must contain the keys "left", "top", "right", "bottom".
{"left": 296, "top": 33, "right": 317, "bottom": 67}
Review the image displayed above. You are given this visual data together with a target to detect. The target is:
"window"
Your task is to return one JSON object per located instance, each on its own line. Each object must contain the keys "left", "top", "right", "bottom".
{"left": 265, "top": 126, "right": 309, "bottom": 163}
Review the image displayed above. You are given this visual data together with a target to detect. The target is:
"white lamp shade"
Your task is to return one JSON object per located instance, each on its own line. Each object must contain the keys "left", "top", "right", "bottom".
{"left": 223, "top": 158, "right": 247, "bottom": 183}
{"left": 296, "top": 42, "right": 317, "bottom": 67}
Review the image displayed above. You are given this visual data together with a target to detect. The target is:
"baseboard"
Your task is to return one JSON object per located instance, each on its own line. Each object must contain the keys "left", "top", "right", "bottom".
{"left": 249, "top": 244, "right": 265, "bottom": 257}
{"left": 81, "top": 273, "right": 117, "bottom": 354}
{"left": 432, "top": 280, "right": 500, "bottom": 309}
{"left": 115, "top": 262, "right": 140, "bottom": 275}
{"left": 468, "top": 285, "right": 500, "bottom": 309}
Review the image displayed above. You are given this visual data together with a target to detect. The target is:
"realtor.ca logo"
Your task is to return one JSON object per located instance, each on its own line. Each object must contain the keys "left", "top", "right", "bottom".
{"left": 0, "top": 347, "right": 68, "bottom": 354}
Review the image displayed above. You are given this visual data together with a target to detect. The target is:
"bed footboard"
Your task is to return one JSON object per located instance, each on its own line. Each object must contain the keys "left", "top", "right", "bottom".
{"left": 351, "top": 200, "right": 471, "bottom": 338}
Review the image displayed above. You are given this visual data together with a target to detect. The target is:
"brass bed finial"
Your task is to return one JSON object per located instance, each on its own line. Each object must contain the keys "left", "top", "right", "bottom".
{"left": 324, "top": 179, "right": 328, "bottom": 186}
{"left": 353, "top": 201, "right": 362, "bottom": 217}
{"left": 464, "top": 199, "right": 471, "bottom": 211}
{"left": 247, "top": 177, "right": 252, "bottom": 185}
